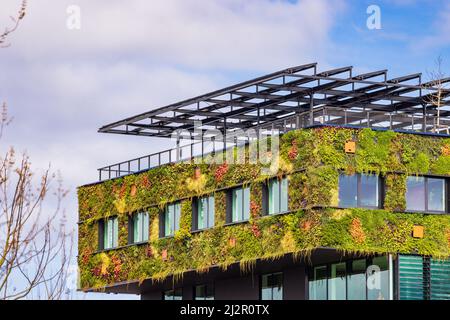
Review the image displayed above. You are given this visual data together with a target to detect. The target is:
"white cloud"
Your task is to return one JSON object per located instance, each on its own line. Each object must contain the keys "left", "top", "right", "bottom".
{"left": 0, "top": 0, "right": 344, "bottom": 299}
{"left": 0, "top": 0, "right": 345, "bottom": 181}
{"left": 1, "top": 0, "right": 343, "bottom": 70}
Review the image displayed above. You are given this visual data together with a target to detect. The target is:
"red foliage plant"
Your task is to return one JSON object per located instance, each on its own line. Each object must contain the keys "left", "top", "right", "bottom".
{"left": 214, "top": 163, "right": 229, "bottom": 182}
{"left": 119, "top": 184, "right": 127, "bottom": 198}
{"left": 251, "top": 224, "right": 261, "bottom": 238}
{"left": 111, "top": 256, "right": 122, "bottom": 280}
{"left": 300, "top": 220, "right": 312, "bottom": 232}
{"left": 447, "top": 229, "right": 450, "bottom": 248}
{"left": 92, "top": 267, "right": 102, "bottom": 277}
{"left": 349, "top": 218, "right": 366, "bottom": 244}
{"left": 288, "top": 140, "right": 298, "bottom": 160}
{"left": 141, "top": 175, "right": 151, "bottom": 189}
{"left": 250, "top": 200, "right": 260, "bottom": 218}
{"left": 130, "top": 184, "right": 137, "bottom": 197}
{"left": 81, "top": 249, "right": 92, "bottom": 265}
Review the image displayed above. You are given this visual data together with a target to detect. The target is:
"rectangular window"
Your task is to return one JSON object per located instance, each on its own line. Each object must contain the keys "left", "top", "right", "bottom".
{"left": 194, "top": 285, "right": 214, "bottom": 300}
{"left": 368, "top": 256, "right": 390, "bottom": 300}
{"left": 338, "top": 173, "right": 380, "bottom": 209}
{"left": 309, "top": 256, "right": 392, "bottom": 300}
{"left": 132, "top": 211, "right": 149, "bottom": 243}
{"left": 406, "top": 176, "right": 425, "bottom": 211}
{"left": 268, "top": 177, "right": 288, "bottom": 215}
{"left": 103, "top": 217, "right": 118, "bottom": 249}
{"left": 347, "top": 259, "right": 367, "bottom": 300}
{"left": 196, "top": 195, "right": 215, "bottom": 230}
{"left": 406, "top": 176, "right": 446, "bottom": 213}
{"left": 360, "top": 174, "right": 379, "bottom": 207}
{"left": 309, "top": 266, "right": 327, "bottom": 300}
{"left": 261, "top": 273, "right": 283, "bottom": 300}
{"left": 428, "top": 178, "right": 445, "bottom": 212}
{"left": 163, "top": 202, "right": 181, "bottom": 237}
{"left": 328, "top": 262, "right": 346, "bottom": 300}
{"left": 163, "top": 288, "right": 182, "bottom": 300}
{"left": 231, "top": 187, "right": 250, "bottom": 223}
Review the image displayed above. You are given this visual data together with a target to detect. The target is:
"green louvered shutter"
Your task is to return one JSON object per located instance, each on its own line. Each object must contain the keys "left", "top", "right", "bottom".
{"left": 430, "top": 258, "right": 450, "bottom": 300}
{"left": 399, "top": 255, "right": 424, "bottom": 300}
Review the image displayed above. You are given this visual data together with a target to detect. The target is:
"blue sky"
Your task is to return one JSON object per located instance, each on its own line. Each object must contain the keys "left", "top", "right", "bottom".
{"left": 0, "top": 0, "right": 449, "bottom": 299}
{"left": 327, "top": 0, "right": 450, "bottom": 75}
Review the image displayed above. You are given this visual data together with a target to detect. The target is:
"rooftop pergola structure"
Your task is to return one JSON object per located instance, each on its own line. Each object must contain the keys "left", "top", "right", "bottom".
{"left": 95, "top": 63, "right": 450, "bottom": 181}
{"left": 99, "top": 63, "right": 450, "bottom": 140}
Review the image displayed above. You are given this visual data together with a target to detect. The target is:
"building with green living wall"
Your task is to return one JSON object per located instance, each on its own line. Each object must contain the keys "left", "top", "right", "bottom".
{"left": 78, "top": 64, "right": 450, "bottom": 300}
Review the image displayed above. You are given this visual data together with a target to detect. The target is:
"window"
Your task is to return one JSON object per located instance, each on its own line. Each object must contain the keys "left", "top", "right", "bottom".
{"left": 368, "top": 256, "right": 390, "bottom": 300}
{"left": 406, "top": 176, "right": 446, "bottom": 213}
{"left": 261, "top": 273, "right": 283, "bottom": 300}
{"left": 328, "top": 262, "right": 346, "bottom": 300}
{"left": 338, "top": 173, "right": 380, "bottom": 208}
{"left": 347, "top": 259, "right": 367, "bottom": 300}
{"left": 162, "top": 202, "right": 181, "bottom": 237}
{"left": 309, "top": 266, "right": 327, "bottom": 300}
{"left": 103, "top": 217, "right": 118, "bottom": 250}
{"left": 163, "top": 288, "right": 182, "bottom": 300}
{"left": 194, "top": 195, "right": 215, "bottom": 230}
{"left": 309, "top": 256, "right": 392, "bottom": 300}
{"left": 231, "top": 187, "right": 250, "bottom": 223}
{"left": 267, "top": 177, "right": 288, "bottom": 215}
{"left": 130, "top": 211, "right": 149, "bottom": 244}
{"left": 194, "top": 285, "right": 214, "bottom": 300}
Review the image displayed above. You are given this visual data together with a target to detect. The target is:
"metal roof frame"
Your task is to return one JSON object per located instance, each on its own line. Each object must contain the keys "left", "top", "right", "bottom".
{"left": 98, "top": 63, "right": 450, "bottom": 138}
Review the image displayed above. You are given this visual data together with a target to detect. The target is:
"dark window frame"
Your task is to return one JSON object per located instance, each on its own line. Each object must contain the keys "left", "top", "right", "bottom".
{"left": 192, "top": 195, "right": 215, "bottom": 231}
{"left": 338, "top": 173, "right": 382, "bottom": 209}
{"left": 308, "top": 256, "right": 390, "bottom": 301}
{"left": 99, "top": 216, "right": 118, "bottom": 250}
{"left": 260, "top": 272, "right": 284, "bottom": 300}
{"left": 194, "top": 284, "right": 214, "bottom": 300}
{"left": 163, "top": 288, "right": 183, "bottom": 300}
{"left": 159, "top": 202, "right": 181, "bottom": 238}
{"left": 128, "top": 211, "right": 149, "bottom": 244}
{"left": 406, "top": 175, "right": 447, "bottom": 214}
{"left": 263, "top": 177, "right": 289, "bottom": 216}
{"left": 98, "top": 220, "right": 105, "bottom": 251}
{"left": 227, "top": 186, "right": 250, "bottom": 223}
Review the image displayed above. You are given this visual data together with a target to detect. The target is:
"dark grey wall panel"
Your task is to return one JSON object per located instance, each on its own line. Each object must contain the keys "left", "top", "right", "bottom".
{"left": 141, "top": 290, "right": 162, "bottom": 300}
{"left": 283, "top": 266, "right": 307, "bottom": 300}
{"left": 215, "top": 274, "right": 260, "bottom": 300}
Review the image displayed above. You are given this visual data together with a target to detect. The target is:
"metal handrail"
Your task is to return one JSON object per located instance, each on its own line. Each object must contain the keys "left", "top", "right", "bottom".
{"left": 97, "top": 106, "right": 450, "bottom": 181}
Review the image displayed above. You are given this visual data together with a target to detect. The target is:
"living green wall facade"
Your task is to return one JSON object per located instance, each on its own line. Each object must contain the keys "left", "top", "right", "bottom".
{"left": 77, "top": 126, "right": 450, "bottom": 291}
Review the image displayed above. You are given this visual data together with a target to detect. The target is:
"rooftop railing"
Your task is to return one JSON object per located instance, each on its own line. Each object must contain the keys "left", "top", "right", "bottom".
{"left": 97, "top": 106, "right": 450, "bottom": 181}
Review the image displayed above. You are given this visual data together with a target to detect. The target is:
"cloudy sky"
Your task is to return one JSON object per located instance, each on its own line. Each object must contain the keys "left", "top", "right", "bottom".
{"left": 1, "top": 0, "right": 449, "bottom": 299}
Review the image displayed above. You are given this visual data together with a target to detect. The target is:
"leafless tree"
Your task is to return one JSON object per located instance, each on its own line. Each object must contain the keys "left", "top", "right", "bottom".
{"left": 1, "top": 2, "right": 75, "bottom": 300}
{"left": 425, "top": 56, "right": 450, "bottom": 133}
{"left": 0, "top": 105, "right": 74, "bottom": 300}
{"left": 0, "top": 0, "right": 27, "bottom": 48}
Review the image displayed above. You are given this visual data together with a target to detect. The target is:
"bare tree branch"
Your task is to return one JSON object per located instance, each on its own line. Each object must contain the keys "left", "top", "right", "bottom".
{"left": 0, "top": 0, "right": 27, "bottom": 48}
{"left": 0, "top": 1, "right": 74, "bottom": 300}
{"left": 424, "top": 56, "right": 450, "bottom": 133}
{"left": 0, "top": 105, "right": 74, "bottom": 300}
